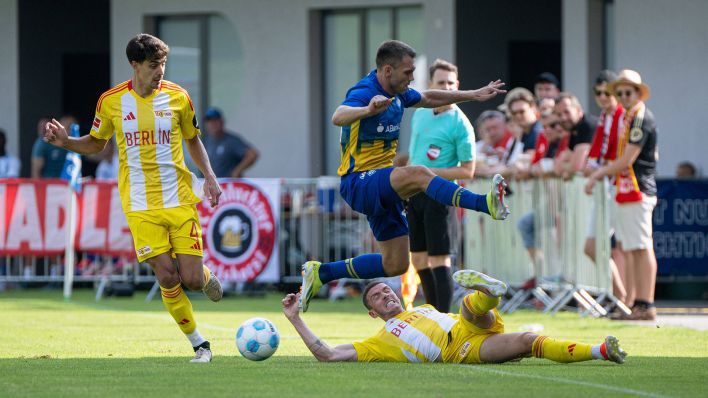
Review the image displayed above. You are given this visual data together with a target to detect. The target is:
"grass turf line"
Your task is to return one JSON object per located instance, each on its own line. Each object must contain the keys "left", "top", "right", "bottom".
{"left": 1, "top": 290, "right": 706, "bottom": 398}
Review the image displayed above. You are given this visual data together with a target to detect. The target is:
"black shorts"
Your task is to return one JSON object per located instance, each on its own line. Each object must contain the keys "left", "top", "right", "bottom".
{"left": 406, "top": 193, "right": 458, "bottom": 256}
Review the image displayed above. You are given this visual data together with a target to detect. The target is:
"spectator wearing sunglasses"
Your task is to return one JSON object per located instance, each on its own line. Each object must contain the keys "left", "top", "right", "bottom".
{"left": 585, "top": 69, "right": 659, "bottom": 321}
{"left": 583, "top": 70, "right": 628, "bottom": 317}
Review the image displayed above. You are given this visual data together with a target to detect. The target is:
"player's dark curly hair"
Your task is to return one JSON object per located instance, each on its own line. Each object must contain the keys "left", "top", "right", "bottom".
{"left": 376, "top": 40, "right": 416, "bottom": 69}
{"left": 126, "top": 33, "right": 170, "bottom": 63}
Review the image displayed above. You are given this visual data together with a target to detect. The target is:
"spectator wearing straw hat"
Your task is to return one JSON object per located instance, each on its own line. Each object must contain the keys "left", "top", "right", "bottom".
{"left": 585, "top": 69, "right": 659, "bottom": 321}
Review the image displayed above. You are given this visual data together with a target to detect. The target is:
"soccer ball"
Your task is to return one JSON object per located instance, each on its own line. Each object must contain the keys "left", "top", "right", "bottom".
{"left": 236, "top": 317, "right": 280, "bottom": 361}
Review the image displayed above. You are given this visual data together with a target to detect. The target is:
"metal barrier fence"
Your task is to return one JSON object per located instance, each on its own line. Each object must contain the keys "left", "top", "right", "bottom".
{"left": 1, "top": 176, "right": 617, "bottom": 315}
{"left": 464, "top": 176, "right": 617, "bottom": 315}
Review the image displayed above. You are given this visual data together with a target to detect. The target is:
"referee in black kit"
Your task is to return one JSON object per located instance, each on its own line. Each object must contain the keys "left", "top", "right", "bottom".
{"left": 406, "top": 59, "right": 476, "bottom": 312}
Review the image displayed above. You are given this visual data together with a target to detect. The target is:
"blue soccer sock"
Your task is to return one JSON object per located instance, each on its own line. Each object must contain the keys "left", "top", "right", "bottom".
{"left": 318, "top": 254, "right": 386, "bottom": 284}
{"left": 425, "top": 176, "right": 489, "bottom": 214}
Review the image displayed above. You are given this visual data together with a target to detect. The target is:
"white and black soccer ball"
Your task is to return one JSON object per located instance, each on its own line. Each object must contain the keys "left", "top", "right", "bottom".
{"left": 236, "top": 317, "right": 280, "bottom": 361}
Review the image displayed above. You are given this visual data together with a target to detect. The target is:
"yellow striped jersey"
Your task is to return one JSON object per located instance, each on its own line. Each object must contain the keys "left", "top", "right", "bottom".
{"left": 89, "top": 80, "right": 202, "bottom": 213}
{"left": 337, "top": 70, "right": 422, "bottom": 176}
{"left": 353, "top": 305, "right": 458, "bottom": 363}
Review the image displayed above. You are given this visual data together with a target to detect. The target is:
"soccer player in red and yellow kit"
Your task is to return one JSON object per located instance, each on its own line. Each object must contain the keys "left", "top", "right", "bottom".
{"left": 44, "top": 34, "right": 223, "bottom": 363}
{"left": 284, "top": 270, "right": 627, "bottom": 365}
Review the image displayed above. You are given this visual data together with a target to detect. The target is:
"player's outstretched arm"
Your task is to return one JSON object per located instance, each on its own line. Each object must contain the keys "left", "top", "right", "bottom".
{"left": 416, "top": 80, "right": 506, "bottom": 109}
{"left": 44, "top": 119, "right": 108, "bottom": 155}
{"left": 332, "top": 95, "right": 394, "bottom": 126}
{"left": 282, "top": 293, "right": 357, "bottom": 362}
{"left": 184, "top": 136, "right": 222, "bottom": 208}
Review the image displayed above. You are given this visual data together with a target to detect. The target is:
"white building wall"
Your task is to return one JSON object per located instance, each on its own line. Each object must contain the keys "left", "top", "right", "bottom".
{"left": 0, "top": 0, "right": 19, "bottom": 158}
{"left": 111, "top": 0, "right": 454, "bottom": 178}
{"left": 562, "top": 0, "right": 590, "bottom": 111}
{"left": 611, "top": 0, "right": 708, "bottom": 177}
{"left": 564, "top": 0, "right": 708, "bottom": 177}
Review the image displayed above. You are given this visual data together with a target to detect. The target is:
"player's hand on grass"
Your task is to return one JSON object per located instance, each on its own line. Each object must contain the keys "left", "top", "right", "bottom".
{"left": 44, "top": 119, "right": 69, "bottom": 148}
{"left": 282, "top": 292, "right": 301, "bottom": 320}
{"left": 368, "top": 95, "right": 394, "bottom": 116}
{"left": 204, "top": 176, "right": 222, "bottom": 207}
{"left": 471, "top": 80, "right": 506, "bottom": 101}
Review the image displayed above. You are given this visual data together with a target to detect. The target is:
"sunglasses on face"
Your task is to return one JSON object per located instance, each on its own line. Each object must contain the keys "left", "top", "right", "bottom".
{"left": 510, "top": 108, "right": 527, "bottom": 116}
{"left": 594, "top": 89, "right": 610, "bottom": 97}
{"left": 616, "top": 89, "right": 636, "bottom": 98}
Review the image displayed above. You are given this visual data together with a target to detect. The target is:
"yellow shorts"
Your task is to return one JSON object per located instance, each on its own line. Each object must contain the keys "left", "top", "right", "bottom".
{"left": 443, "top": 308, "right": 505, "bottom": 364}
{"left": 126, "top": 204, "right": 203, "bottom": 263}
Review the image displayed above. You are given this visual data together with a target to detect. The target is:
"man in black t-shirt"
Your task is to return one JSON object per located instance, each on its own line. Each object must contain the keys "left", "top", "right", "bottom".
{"left": 585, "top": 69, "right": 659, "bottom": 321}
{"left": 555, "top": 93, "right": 597, "bottom": 179}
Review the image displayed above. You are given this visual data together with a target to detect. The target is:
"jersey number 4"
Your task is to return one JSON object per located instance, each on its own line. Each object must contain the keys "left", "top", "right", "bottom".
{"left": 190, "top": 222, "right": 201, "bottom": 250}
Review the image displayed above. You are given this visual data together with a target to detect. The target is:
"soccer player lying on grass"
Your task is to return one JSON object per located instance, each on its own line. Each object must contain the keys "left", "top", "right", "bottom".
{"left": 283, "top": 270, "right": 627, "bottom": 365}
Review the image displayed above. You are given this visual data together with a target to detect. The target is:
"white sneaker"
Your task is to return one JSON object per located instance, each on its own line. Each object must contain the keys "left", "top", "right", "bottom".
{"left": 453, "top": 269, "right": 508, "bottom": 297}
{"left": 604, "top": 336, "right": 627, "bottom": 364}
{"left": 487, "top": 174, "right": 510, "bottom": 220}
{"left": 203, "top": 271, "right": 223, "bottom": 302}
{"left": 190, "top": 346, "right": 212, "bottom": 363}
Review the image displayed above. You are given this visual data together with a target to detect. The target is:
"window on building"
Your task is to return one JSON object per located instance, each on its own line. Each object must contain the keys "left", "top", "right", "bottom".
{"left": 155, "top": 14, "right": 243, "bottom": 121}
{"left": 320, "top": 6, "right": 424, "bottom": 175}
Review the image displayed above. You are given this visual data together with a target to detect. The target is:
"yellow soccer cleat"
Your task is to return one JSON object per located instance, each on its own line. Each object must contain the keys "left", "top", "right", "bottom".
{"left": 486, "top": 174, "right": 510, "bottom": 220}
{"left": 299, "top": 261, "right": 323, "bottom": 312}
{"left": 453, "top": 269, "right": 508, "bottom": 297}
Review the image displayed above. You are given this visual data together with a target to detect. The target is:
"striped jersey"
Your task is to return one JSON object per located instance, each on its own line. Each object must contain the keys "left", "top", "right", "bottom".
{"left": 89, "top": 80, "right": 202, "bottom": 213}
{"left": 353, "top": 305, "right": 458, "bottom": 363}
{"left": 337, "top": 70, "right": 422, "bottom": 176}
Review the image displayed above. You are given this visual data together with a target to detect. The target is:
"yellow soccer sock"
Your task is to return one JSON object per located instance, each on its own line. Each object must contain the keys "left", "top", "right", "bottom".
{"left": 203, "top": 265, "right": 211, "bottom": 285}
{"left": 463, "top": 291, "right": 500, "bottom": 316}
{"left": 160, "top": 284, "right": 197, "bottom": 334}
{"left": 532, "top": 336, "right": 593, "bottom": 363}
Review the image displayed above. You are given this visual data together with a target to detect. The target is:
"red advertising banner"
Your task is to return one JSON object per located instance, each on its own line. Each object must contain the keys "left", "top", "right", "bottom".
{"left": 0, "top": 179, "right": 133, "bottom": 257}
{"left": 0, "top": 179, "right": 281, "bottom": 282}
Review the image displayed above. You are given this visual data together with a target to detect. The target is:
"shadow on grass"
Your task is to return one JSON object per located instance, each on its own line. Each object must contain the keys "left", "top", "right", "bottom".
{"left": 1, "top": 356, "right": 706, "bottom": 398}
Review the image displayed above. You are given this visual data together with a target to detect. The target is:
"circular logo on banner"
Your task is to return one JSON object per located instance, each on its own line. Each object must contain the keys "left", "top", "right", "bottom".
{"left": 199, "top": 181, "right": 276, "bottom": 281}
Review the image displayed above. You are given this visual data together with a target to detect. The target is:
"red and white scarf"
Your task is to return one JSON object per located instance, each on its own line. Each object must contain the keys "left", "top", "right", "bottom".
{"left": 588, "top": 104, "right": 623, "bottom": 162}
{"left": 615, "top": 102, "right": 646, "bottom": 203}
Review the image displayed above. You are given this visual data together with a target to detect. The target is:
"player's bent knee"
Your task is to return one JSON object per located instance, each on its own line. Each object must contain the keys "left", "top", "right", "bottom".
{"left": 519, "top": 332, "right": 538, "bottom": 352}
{"left": 382, "top": 259, "right": 409, "bottom": 277}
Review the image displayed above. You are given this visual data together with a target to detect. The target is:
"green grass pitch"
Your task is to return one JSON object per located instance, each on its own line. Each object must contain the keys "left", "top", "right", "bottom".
{"left": 2, "top": 290, "right": 707, "bottom": 397}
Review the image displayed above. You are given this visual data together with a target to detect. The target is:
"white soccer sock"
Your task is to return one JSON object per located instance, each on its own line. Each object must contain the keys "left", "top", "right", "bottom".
{"left": 591, "top": 344, "right": 603, "bottom": 360}
{"left": 186, "top": 329, "right": 206, "bottom": 348}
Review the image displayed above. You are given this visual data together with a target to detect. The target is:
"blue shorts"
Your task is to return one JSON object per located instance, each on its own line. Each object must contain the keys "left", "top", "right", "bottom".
{"left": 340, "top": 168, "right": 407, "bottom": 241}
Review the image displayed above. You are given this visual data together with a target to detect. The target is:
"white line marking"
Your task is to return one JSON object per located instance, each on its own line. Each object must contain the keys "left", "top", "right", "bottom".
{"left": 461, "top": 365, "right": 671, "bottom": 398}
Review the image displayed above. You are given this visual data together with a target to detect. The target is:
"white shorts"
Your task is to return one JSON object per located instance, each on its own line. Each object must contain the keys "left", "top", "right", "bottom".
{"left": 586, "top": 186, "right": 617, "bottom": 239}
{"left": 615, "top": 195, "right": 657, "bottom": 251}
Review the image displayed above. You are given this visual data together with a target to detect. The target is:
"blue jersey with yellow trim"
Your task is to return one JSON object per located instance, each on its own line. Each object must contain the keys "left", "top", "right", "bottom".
{"left": 337, "top": 70, "right": 422, "bottom": 176}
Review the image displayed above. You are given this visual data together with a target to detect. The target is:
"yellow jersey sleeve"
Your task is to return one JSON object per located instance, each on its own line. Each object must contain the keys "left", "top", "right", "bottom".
{"left": 352, "top": 335, "right": 387, "bottom": 362}
{"left": 90, "top": 104, "right": 114, "bottom": 140}
{"left": 180, "top": 91, "right": 200, "bottom": 140}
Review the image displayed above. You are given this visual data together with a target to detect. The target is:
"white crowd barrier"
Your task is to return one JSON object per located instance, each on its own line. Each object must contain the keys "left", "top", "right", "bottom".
{"left": 1, "top": 176, "right": 617, "bottom": 315}
{"left": 463, "top": 176, "right": 617, "bottom": 315}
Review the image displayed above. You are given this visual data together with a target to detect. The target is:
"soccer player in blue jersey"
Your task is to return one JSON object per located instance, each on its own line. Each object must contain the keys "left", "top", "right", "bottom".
{"left": 300, "top": 40, "right": 510, "bottom": 312}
